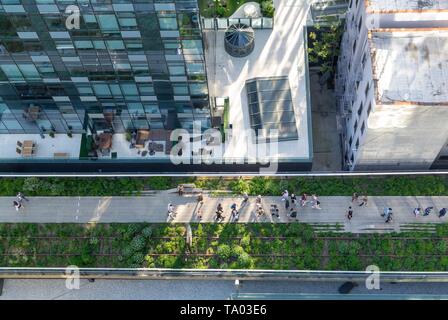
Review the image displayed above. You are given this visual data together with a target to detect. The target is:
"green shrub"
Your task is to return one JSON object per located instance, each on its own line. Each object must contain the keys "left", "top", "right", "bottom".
{"left": 142, "top": 226, "right": 153, "bottom": 238}
{"left": 122, "top": 246, "right": 133, "bottom": 257}
{"left": 132, "top": 253, "right": 145, "bottom": 265}
{"left": 240, "top": 234, "right": 251, "bottom": 248}
{"left": 217, "top": 244, "right": 232, "bottom": 260}
{"left": 230, "top": 178, "right": 250, "bottom": 195}
{"left": 261, "top": 0, "right": 275, "bottom": 17}
{"left": 232, "top": 245, "right": 245, "bottom": 257}
{"left": 125, "top": 224, "right": 141, "bottom": 240}
{"left": 237, "top": 252, "right": 253, "bottom": 268}
{"left": 144, "top": 255, "right": 155, "bottom": 268}
{"left": 22, "top": 177, "right": 43, "bottom": 194}
{"left": 130, "top": 235, "right": 146, "bottom": 252}
{"left": 215, "top": 4, "right": 226, "bottom": 17}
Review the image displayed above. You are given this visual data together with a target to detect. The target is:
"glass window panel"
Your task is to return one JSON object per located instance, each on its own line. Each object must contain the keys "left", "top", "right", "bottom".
{"left": 144, "top": 103, "right": 159, "bottom": 114}
{"left": 109, "top": 84, "right": 122, "bottom": 96}
{"left": 98, "top": 14, "right": 119, "bottom": 31}
{"left": 189, "top": 83, "right": 207, "bottom": 95}
{"left": 0, "top": 64, "right": 23, "bottom": 80}
{"left": 120, "top": 83, "right": 138, "bottom": 95}
{"left": 83, "top": 15, "right": 97, "bottom": 23}
{"left": 106, "top": 40, "right": 125, "bottom": 50}
{"left": 125, "top": 41, "right": 143, "bottom": 49}
{"left": 168, "top": 65, "right": 185, "bottom": 76}
{"left": 186, "top": 62, "right": 204, "bottom": 75}
{"left": 18, "top": 64, "right": 40, "bottom": 79}
{"left": 76, "top": 86, "right": 93, "bottom": 95}
{"left": 3, "top": 119, "right": 22, "bottom": 130}
{"left": 74, "top": 40, "right": 93, "bottom": 49}
{"left": 127, "top": 102, "right": 144, "bottom": 115}
{"left": 37, "top": 65, "right": 55, "bottom": 74}
{"left": 158, "top": 17, "right": 178, "bottom": 30}
{"left": 93, "top": 84, "right": 111, "bottom": 96}
{"left": 119, "top": 17, "right": 137, "bottom": 27}
{"left": 173, "top": 84, "right": 189, "bottom": 95}
{"left": 0, "top": 103, "right": 11, "bottom": 114}
{"left": 114, "top": 63, "right": 131, "bottom": 70}
{"left": 138, "top": 84, "right": 154, "bottom": 95}
{"left": 93, "top": 40, "right": 106, "bottom": 49}
{"left": 182, "top": 40, "right": 203, "bottom": 54}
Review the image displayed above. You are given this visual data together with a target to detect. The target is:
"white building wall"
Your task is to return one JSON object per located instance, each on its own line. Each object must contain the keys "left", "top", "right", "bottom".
{"left": 337, "top": 0, "right": 448, "bottom": 170}
{"left": 355, "top": 104, "right": 448, "bottom": 170}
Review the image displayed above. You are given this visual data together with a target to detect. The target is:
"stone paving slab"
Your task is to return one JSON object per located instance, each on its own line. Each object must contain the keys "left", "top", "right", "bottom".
{"left": 0, "top": 193, "right": 448, "bottom": 233}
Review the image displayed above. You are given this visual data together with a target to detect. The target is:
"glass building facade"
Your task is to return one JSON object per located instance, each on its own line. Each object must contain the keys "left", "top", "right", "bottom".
{"left": 0, "top": 0, "right": 210, "bottom": 135}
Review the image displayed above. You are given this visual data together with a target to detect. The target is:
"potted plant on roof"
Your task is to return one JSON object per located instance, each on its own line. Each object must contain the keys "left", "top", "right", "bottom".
{"left": 49, "top": 129, "right": 55, "bottom": 138}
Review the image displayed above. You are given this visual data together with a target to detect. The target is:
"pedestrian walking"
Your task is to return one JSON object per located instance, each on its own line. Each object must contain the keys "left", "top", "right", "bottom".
{"left": 230, "top": 203, "right": 237, "bottom": 220}
{"left": 270, "top": 204, "right": 280, "bottom": 218}
{"left": 439, "top": 208, "right": 447, "bottom": 218}
{"left": 424, "top": 207, "right": 433, "bottom": 216}
{"left": 359, "top": 194, "right": 368, "bottom": 207}
{"left": 347, "top": 206, "right": 353, "bottom": 220}
{"left": 413, "top": 208, "right": 421, "bottom": 216}
{"left": 281, "top": 190, "right": 289, "bottom": 201}
{"left": 381, "top": 207, "right": 391, "bottom": 218}
{"left": 215, "top": 209, "right": 225, "bottom": 222}
{"left": 256, "top": 202, "right": 265, "bottom": 218}
{"left": 284, "top": 198, "right": 290, "bottom": 211}
{"left": 384, "top": 208, "right": 393, "bottom": 223}
{"left": 291, "top": 193, "right": 297, "bottom": 206}
{"left": 195, "top": 192, "right": 204, "bottom": 219}
{"left": 241, "top": 192, "right": 249, "bottom": 207}
{"left": 197, "top": 193, "right": 204, "bottom": 206}
{"left": 311, "top": 194, "right": 321, "bottom": 209}
{"left": 352, "top": 192, "right": 359, "bottom": 203}
{"left": 289, "top": 207, "right": 298, "bottom": 221}
{"left": 17, "top": 192, "right": 29, "bottom": 203}
{"left": 13, "top": 200, "right": 22, "bottom": 212}
{"left": 231, "top": 207, "right": 239, "bottom": 222}
{"left": 256, "top": 195, "right": 262, "bottom": 205}
{"left": 300, "top": 193, "right": 308, "bottom": 207}
{"left": 385, "top": 211, "right": 393, "bottom": 223}
{"left": 216, "top": 202, "right": 223, "bottom": 216}
{"left": 167, "top": 203, "right": 176, "bottom": 220}
{"left": 177, "top": 184, "right": 184, "bottom": 196}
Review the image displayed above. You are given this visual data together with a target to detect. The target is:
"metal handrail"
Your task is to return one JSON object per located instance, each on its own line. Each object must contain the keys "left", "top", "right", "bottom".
{"left": 2, "top": 268, "right": 448, "bottom": 282}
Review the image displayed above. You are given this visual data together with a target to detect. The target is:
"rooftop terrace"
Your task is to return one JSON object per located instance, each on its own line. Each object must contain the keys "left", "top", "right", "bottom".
{"left": 370, "top": 29, "right": 448, "bottom": 105}
{"left": 367, "top": 0, "right": 448, "bottom": 11}
{"left": 204, "top": 0, "right": 312, "bottom": 162}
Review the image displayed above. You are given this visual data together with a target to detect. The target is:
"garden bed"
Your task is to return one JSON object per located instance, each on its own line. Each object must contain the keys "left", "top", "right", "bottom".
{"left": 199, "top": 0, "right": 274, "bottom": 18}
{"left": 0, "top": 175, "right": 448, "bottom": 196}
{"left": 2, "top": 223, "right": 448, "bottom": 271}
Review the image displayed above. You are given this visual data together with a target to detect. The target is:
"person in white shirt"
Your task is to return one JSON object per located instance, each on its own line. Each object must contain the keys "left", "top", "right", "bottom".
{"left": 413, "top": 208, "right": 421, "bottom": 216}
{"left": 167, "top": 203, "right": 176, "bottom": 220}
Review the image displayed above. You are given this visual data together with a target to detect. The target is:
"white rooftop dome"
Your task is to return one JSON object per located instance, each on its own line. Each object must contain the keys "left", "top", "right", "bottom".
{"left": 244, "top": 3, "right": 257, "bottom": 18}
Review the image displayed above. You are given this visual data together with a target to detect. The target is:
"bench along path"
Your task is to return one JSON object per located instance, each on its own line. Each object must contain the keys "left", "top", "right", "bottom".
{"left": 1, "top": 191, "right": 447, "bottom": 233}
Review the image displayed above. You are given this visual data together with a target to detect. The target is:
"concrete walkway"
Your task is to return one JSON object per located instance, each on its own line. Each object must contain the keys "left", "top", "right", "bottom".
{"left": 1, "top": 191, "right": 448, "bottom": 233}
